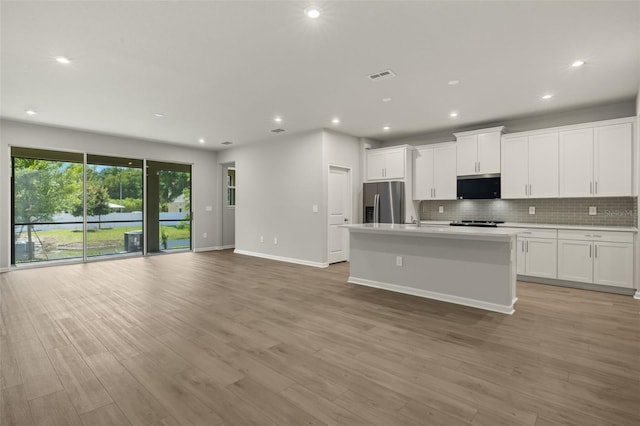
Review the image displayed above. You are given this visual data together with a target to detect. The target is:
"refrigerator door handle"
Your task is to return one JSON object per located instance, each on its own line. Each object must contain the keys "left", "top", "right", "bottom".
{"left": 374, "top": 193, "right": 379, "bottom": 224}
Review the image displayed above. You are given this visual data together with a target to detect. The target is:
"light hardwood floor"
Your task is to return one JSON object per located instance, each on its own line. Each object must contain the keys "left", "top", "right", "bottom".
{"left": 1, "top": 250, "right": 639, "bottom": 425}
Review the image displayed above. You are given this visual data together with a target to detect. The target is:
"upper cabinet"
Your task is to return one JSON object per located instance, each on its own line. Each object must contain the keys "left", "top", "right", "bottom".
{"left": 365, "top": 146, "right": 410, "bottom": 181}
{"left": 559, "top": 122, "right": 632, "bottom": 197}
{"left": 413, "top": 143, "right": 456, "bottom": 200}
{"left": 501, "top": 133, "right": 559, "bottom": 199}
{"left": 454, "top": 127, "right": 504, "bottom": 176}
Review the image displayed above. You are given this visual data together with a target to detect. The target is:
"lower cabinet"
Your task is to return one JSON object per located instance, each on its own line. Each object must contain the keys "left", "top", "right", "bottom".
{"left": 516, "top": 229, "right": 557, "bottom": 279}
{"left": 557, "top": 231, "right": 634, "bottom": 288}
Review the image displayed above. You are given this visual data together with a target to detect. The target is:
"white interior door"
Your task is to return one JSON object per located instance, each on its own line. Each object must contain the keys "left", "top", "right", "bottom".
{"left": 328, "top": 166, "right": 351, "bottom": 264}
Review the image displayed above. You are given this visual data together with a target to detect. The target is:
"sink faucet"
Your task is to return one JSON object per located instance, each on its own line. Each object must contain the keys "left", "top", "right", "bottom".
{"left": 411, "top": 216, "right": 421, "bottom": 227}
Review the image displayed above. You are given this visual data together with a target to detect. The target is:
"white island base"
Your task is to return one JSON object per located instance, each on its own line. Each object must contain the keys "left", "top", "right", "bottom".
{"left": 344, "top": 224, "right": 518, "bottom": 314}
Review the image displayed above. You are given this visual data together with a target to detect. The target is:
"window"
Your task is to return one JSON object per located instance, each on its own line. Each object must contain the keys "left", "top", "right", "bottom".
{"left": 227, "top": 167, "right": 236, "bottom": 207}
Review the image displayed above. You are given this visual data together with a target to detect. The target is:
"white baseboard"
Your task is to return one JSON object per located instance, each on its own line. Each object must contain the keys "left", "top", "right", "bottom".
{"left": 348, "top": 276, "right": 515, "bottom": 315}
{"left": 634, "top": 290, "right": 640, "bottom": 300}
{"left": 194, "top": 245, "right": 235, "bottom": 252}
{"left": 234, "top": 249, "right": 328, "bottom": 268}
{"left": 0, "top": 267, "right": 10, "bottom": 273}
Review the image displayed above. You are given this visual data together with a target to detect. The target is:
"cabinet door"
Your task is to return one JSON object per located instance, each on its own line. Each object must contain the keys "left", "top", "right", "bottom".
{"left": 456, "top": 135, "right": 478, "bottom": 176}
{"left": 516, "top": 238, "right": 526, "bottom": 275}
{"left": 501, "top": 137, "right": 529, "bottom": 199}
{"left": 528, "top": 133, "right": 559, "bottom": 198}
{"left": 594, "top": 123, "right": 632, "bottom": 197}
{"left": 366, "top": 151, "right": 386, "bottom": 181}
{"left": 477, "top": 132, "right": 501, "bottom": 174}
{"left": 525, "top": 238, "right": 557, "bottom": 278}
{"left": 433, "top": 146, "right": 457, "bottom": 199}
{"left": 413, "top": 148, "right": 434, "bottom": 200}
{"left": 384, "top": 149, "right": 405, "bottom": 179}
{"left": 557, "top": 239, "right": 593, "bottom": 283}
{"left": 559, "top": 128, "right": 593, "bottom": 197}
{"left": 593, "top": 242, "right": 634, "bottom": 288}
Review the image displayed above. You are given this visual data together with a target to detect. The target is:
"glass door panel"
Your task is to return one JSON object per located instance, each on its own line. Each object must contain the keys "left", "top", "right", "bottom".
{"left": 85, "top": 155, "right": 144, "bottom": 258}
{"left": 147, "top": 161, "right": 192, "bottom": 253}
{"left": 12, "top": 148, "right": 84, "bottom": 264}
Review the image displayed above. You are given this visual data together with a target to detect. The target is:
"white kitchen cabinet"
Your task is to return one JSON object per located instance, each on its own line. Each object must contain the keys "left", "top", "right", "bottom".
{"left": 593, "top": 241, "right": 634, "bottom": 287}
{"left": 501, "top": 133, "right": 558, "bottom": 199}
{"left": 516, "top": 229, "right": 557, "bottom": 279}
{"left": 593, "top": 123, "right": 632, "bottom": 197}
{"left": 559, "top": 123, "right": 632, "bottom": 197}
{"left": 454, "top": 127, "right": 504, "bottom": 176}
{"left": 413, "top": 143, "right": 456, "bottom": 200}
{"left": 365, "top": 146, "right": 408, "bottom": 181}
{"left": 559, "top": 128, "right": 593, "bottom": 197}
{"left": 557, "top": 230, "right": 634, "bottom": 288}
{"left": 558, "top": 239, "right": 593, "bottom": 283}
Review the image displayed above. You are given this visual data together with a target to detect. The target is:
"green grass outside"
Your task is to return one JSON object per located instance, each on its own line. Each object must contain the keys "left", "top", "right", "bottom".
{"left": 15, "top": 225, "right": 191, "bottom": 263}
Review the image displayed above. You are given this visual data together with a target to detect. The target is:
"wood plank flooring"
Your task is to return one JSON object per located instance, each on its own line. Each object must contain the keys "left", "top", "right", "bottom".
{"left": 1, "top": 250, "right": 639, "bottom": 425}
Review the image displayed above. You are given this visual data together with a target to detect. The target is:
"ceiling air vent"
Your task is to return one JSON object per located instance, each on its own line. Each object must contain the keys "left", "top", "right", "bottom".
{"left": 271, "top": 128, "right": 285, "bottom": 133}
{"left": 221, "top": 141, "right": 232, "bottom": 145}
{"left": 368, "top": 69, "right": 396, "bottom": 81}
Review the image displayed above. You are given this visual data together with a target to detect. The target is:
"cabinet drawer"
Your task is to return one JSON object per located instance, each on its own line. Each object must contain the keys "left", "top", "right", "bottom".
{"left": 558, "top": 230, "right": 633, "bottom": 243}
{"left": 515, "top": 229, "right": 557, "bottom": 239}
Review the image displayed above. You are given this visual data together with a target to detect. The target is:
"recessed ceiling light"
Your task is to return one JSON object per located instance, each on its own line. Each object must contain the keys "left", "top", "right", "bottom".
{"left": 448, "top": 80, "right": 460, "bottom": 86}
{"left": 449, "top": 111, "right": 458, "bottom": 118}
{"left": 383, "top": 126, "right": 391, "bottom": 131}
{"left": 25, "top": 109, "right": 37, "bottom": 116}
{"left": 571, "top": 60, "right": 585, "bottom": 68}
{"left": 55, "top": 56, "right": 72, "bottom": 65}
{"left": 153, "top": 113, "right": 165, "bottom": 118}
{"left": 541, "top": 94, "right": 553, "bottom": 100}
{"left": 274, "top": 116, "right": 283, "bottom": 123}
{"left": 331, "top": 118, "right": 340, "bottom": 125}
{"left": 198, "top": 138, "right": 205, "bottom": 144}
{"left": 382, "top": 97, "right": 392, "bottom": 102}
{"left": 304, "top": 6, "right": 322, "bottom": 19}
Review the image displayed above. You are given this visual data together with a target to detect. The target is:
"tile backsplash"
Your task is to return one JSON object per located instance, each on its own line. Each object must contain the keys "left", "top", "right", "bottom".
{"left": 419, "top": 197, "right": 637, "bottom": 227}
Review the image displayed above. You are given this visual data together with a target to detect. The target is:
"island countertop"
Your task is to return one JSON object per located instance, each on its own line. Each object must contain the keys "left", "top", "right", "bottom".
{"left": 341, "top": 223, "right": 520, "bottom": 242}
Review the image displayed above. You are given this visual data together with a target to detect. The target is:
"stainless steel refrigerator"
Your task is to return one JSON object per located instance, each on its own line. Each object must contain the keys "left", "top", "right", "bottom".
{"left": 363, "top": 181, "right": 405, "bottom": 224}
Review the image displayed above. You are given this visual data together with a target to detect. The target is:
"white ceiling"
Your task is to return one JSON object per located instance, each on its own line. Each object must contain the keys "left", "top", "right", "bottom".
{"left": 1, "top": 1, "right": 639, "bottom": 150}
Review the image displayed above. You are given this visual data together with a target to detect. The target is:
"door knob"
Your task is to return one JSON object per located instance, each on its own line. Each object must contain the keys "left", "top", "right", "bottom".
{"left": 344, "top": 218, "right": 349, "bottom": 222}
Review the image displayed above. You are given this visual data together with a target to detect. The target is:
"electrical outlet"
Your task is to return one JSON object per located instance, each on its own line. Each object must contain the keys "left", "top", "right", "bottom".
{"left": 529, "top": 206, "right": 535, "bottom": 215}
{"left": 205, "top": 205, "right": 213, "bottom": 212}
{"left": 589, "top": 206, "right": 597, "bottom": 216}
{"left": 202, "top": 232, "right": 207, "bottom": 238}
{"left": 396, "top": 256, "right": 403, "bottom": 267}
{"left": 260, "top": 236, "right": 264, "bottom": 243}
{"left": 439, "top": 206, "right": 444, "bottom": 214}
{"left": 274, "top": 237, "right": 278, "bottom": 245}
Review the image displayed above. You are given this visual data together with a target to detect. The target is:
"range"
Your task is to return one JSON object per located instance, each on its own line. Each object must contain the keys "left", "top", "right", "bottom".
{"left": 449, "top": 220, "right": 504, "bottom": 228}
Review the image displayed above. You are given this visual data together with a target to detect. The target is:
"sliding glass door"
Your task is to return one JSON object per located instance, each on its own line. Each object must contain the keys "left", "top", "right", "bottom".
{"left": 11, "top": 147, "right": 192, "bottom": 266}
{"left": 146, "top": 161, "right": 192, "bottom": 253}
{"left": 12, "top": 148, "right": 84, "bottom": 264}
{"left": 85, "top": 155, "right": 144, "bottom": 258}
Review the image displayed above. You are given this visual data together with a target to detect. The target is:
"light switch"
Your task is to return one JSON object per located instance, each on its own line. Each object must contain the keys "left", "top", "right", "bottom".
{"left": 396, "top": 256, "right": 403, "bottom": 267}
{"left": 312, "top": 204, "right": 319, "bottom": 213}
{"left": 589, "top": 206, "right": 597, "bottom": 216}
{"left": 529, "top": 206, "right": 535, "bottom": 215}
{"left": 205, "top": 205, "right": 213, "bottom": 211}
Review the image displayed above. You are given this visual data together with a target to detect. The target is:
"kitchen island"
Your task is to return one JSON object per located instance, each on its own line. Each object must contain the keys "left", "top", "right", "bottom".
{"left": 342, "top": 224, "right": 519, "bottom": 314}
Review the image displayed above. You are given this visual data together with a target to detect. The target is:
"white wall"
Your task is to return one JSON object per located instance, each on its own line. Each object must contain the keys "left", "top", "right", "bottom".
{"left": 216, "top": 130, "right": 326, "bottom": 266}
{"left": 0, "top": 119, "right": 218, "bottom": 270}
